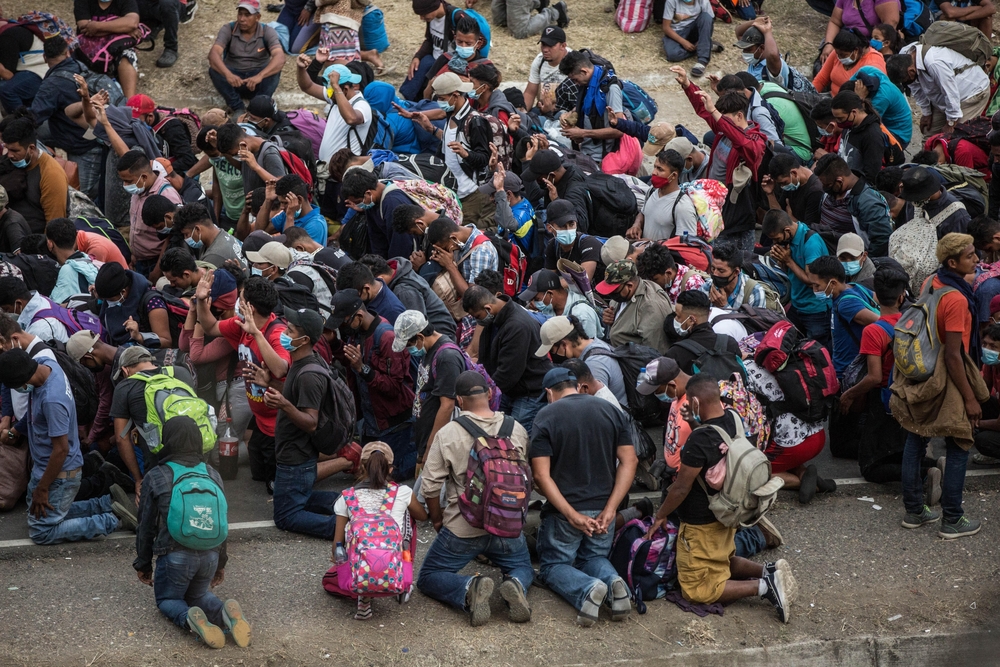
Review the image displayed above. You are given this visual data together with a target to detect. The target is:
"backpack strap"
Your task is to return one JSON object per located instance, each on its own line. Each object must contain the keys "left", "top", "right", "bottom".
{"left": 672, "top": 339, "right": 709, "bottom": 358}
{"left": 430, "top": 341, "right": 469, "bottom": 379}
{"left": 453, "top": 414, "right": 490, "bottom": 440}
{"left": 381, "top": 482, "right": 399, "bottom": 513}
{"left": 342, "top": 486, "right": 361, "bottom": 514}
{"left": 928, "top": 201, "right": 967, "bottom": 227}
{"left": 874, "top": 318, "right": 895, "bottom": 339}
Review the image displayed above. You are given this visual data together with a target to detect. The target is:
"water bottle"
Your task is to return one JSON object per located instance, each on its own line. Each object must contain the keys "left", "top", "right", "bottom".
{"left": 218, "top": 418, "right": 239, "bottom": 481}
{"left": 335, "top": 543, "right": 348, "bottom": 564}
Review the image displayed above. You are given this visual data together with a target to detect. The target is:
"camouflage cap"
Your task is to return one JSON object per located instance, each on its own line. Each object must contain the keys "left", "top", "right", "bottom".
{"left": 595, "top": 259, "right": 637, "bottom": 296}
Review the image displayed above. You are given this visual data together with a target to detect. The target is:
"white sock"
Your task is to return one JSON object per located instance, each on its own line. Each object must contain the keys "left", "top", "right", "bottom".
{"left": 758, "top": 579, "right": 767, "bottom": 596}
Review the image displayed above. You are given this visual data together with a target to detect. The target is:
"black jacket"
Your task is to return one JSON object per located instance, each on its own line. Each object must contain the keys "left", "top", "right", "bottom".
{"left": 478, "top": 296, "right": 553, "bottom": 398}
{"left": 662, "top": 321, "right": 742, "bottom": 375}
{"left": 387, "top": 257, "right": 456, "bottom": 339}
{"left": 152, "top": 113, "right": 197, "bottom": 175}
{"left": 452, "top": 103, "right": 492, "bottom": 184}
{"left": 522, "top": 163, "right": 591, "bottom": 233}
{"left": 840, "top": 113, "right": 897, "bottom": 183}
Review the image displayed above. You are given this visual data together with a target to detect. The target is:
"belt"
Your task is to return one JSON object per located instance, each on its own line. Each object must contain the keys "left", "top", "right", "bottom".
{"left": 56, "top": 468, "right": 82, "bottom": 479}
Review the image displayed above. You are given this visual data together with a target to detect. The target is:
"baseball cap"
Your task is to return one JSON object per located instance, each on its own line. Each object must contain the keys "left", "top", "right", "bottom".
{"left": 600, "top": 236, "right": 630, "bottom": 266}
{"left": 535, "top": 315, "right": 575, "bottom": 357}
{"left": 246, "top": 95, "right": 277, "bottom": 120}
{"left": 836, "top": 233, "right": 866, "bottom": 259}
{"left": 245, "top": 241, "right": 292, "bottom": 269}
{"left": 127, "top": 94, "right": 155, "bottom": 119}
{"left": 479, "top": 172, "right": 524, "bottom": 196}
{"left": 66, "top": 330, "right": 99, "bottom": 362}
{"left": 284, "top": 307, "right": 325, "bottom": 344}
{"left": 325, "top": 288, "right": 363, "bottom": 330}
{"left": 432, "top": 72, "right": 474, "bottom": 96}
{"left": 635, "top": 357, "right": 680, "bottom": 395}
{"left": 392, "top": 310, "right": 429, "bottom": 352}
{"left": 323, "top": 64, "right": 362, "bottom": 86}
{"left": 525, "top": 149, "right": 563, "bottom": 182}
{"left": 664, "top": 137, "right": 694, "bottom": 158}
{"left": 112, "top": 345, "right": 154, "bottom": 381}
{"left": 520, "top": 269, "right": 562, "bottom": 302}
{"left": 643, "top": 122, "right": 677, "bottom": 157}
{"left": 455, "top": 370, "right": 489, "bottom": 396}
{"left": 595, "top": 259, "right": 638, "bottom": 297}
{"left": 361, "top": 440, "right": 393, "bottom": 464}
{"left": 734, "top": 26, "right": 765, "bottom": 49}
{"left": 546, "top": 199, "right": 577, "bottom": 228}
{"left": 242, "top": 230, "right": 281, "bottom": 256}
{"left": 238, "top": 0, "right": 261, "bottom": 13}
{"left": 539, "top": 25, "right": 566, "bottom": 46}
{"left": 539, "top": 366, "right": 577, "bottom": 401}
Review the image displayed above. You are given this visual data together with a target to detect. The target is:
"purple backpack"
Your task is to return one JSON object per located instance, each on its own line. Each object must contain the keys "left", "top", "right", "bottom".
{"left": 430, "top": 341, "right": 502, "bottom": 411}
{"left": 75, "top": 18, "right": 152, "bottom": 74}
{"left": 609, "top": 516, "right": 678, "bottom": 611}
{"left": 34, "top": 298, "right": 104, "bottom": 339}
{"left": 454, "top": 415, "right": 532, "bottom": 538}
{"left": 286, "top": 109, "right": 326, "bottom": 161}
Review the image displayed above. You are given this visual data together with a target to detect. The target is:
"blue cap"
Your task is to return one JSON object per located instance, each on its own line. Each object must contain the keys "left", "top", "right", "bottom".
{"left": 323, "top": 64, "right": 362, "bottom": 86}
{"left": 539, "top": 367, "right": 577, "bottom": 401}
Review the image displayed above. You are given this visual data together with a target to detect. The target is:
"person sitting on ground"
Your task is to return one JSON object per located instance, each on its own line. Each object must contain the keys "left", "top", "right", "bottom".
{"left": 845, "top": 66, "right": 911, "bottom": 149}
{"left": 215, "top": 123, "right": 288, "bottom": 195}
{"left": 627, "top": 150, "right": 698, "bottom": 242}
{"left": 258, "top": 174, "right": 327, "bottom": 247}
{"left": 896, "top": 165, "right": 971, "bottom": 238}
{"left": 173, "top": 203, "right": 245, "bottom": 270}
{"left": 530, "top": 366, "right": 636, "bottom": 627}
{"left": 536, "top": 314, "right": 630, "bottom": 408}
{"left": 541, "top": 199, "right": 602, "bottom": 283}
{"left": 0, "top": 344, "right": 137, "bottom": 545}
{"left": 522, "top": 148, "right": 591, "bottom": 233}
{"left": 836, "top": 232, "right": 875, "bottom": 290}
{"left": 399, "top": 0, "right": 458, "bottom": 101}
{"left": 832, "top": 90, "right": 902, "bottom": 183}
{"left": 646, "top": 373, "right": 796, "bottom": 621}
{"left": 819, "top": 0, "right": 897, "bottom": 65}
{"left": 417, "top": 370, "right": 534, "bottom": 626}
{"left": 481, "top": 166, "right": 537, "bottom": 260}
{"left": 519, "top": 269, "right": 601, "bottom": 339}
{"left": 160, "top": 247, "right": 210, "bottom": 299}
{"left": 421, "top": 14, "right": 494, "bottom": 95}
{"left": 814, "top": 28, "right": 886, "bottom": 97}
{"left": 523, "top": 26, "right": 572, "bottom": 114}
{"left": 0, "top": 118, "right": 68, "bottom": 234}
{"left": 713, "top": 73, "right": 783, "bottom": 147}
{"left": 133, "top": 416, "right": 250, "bottom": 650}
{"left": 813, "top": 153, "right": 893, "bottom": 257}
{"left": 809, "top": 256, "right": 879, "bottom": 380}
{"left": 491, "top": 0, "right": 566, "bottom": 39}
{"left": 936, "top": 0, "right": 996, "bottom": 38}
{"left": 0, "top": 12, "right": 46, "bottom": 111}
{"left": 0, "top": 186, "right": 30, "bottom": 254}
{"left": 209, "top": 0, "right": 285, "bottom": 114}
{"left": 661, "top": 0, "right": 719, "bottom": 79}
{"left": 424, "top": 215, "right": 499, "bottom": 301}
{"left": 706, "top": 240, "right": 771, "bottom": 311}
{"left": 358, "top": 253, "right": 457, "bottom": 339}
{"left": 117, "top": 150, "right": 182, "bottom": 278}
{"left": 868, "top": 22, "right": 901, "bottom": 57}
{"left": 635, "top": 242, "right": 709, "bottom": 303}
{"left": 298, "top": 59, "right": 372, "bottom": 164}
{"left": 665, "top": 136, "right": 710, "bottom": 184}
{"left": 973, "top": 323, "right": 1000, "bottom": 465}
{"left": 663, "top": 289, "right": 743, "bottom": 372}
{"left": 596, "top": 259, "right": 674, "bottom": 353}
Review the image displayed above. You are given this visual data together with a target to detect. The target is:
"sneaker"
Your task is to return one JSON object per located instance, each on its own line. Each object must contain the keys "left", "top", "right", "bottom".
{"left": 972, "top": 452, "right": 1000, "bottom": 466}
{"left": 634, "top": 460, "right": 659, "bottom": 491}
{"left": 577, "top": 581, "right": 607, "bottom": 627}
{"left": 634, "top": 496, "right": 655, "bottom": 519}
{"left": 109, "top": 483, "right": 133, "bottom": 510}
{"left": 816, "top": 477, "right": 837, "bottom": 493}
{"left": 187, "top": 607, "right": 225, "bottom": 649}
{"left": 764, "top": 559, "right": 796, "bottom": 604}
{"left": 265, "top": 479, "right": 274, "bottom": 496}
{"left": 798, "top": 464, "right": 818, "bottom": 504}
{"left": 924, "top": 467, "right": 942, "bottom": 507}
{"left": 609, "top": 578, "right": 631, "bottom": 621}
{"left": 102, "top": 463, "right": 134, "bottom": 490}
{"left": 757, "top": 516, "right": 784, "bottom": 549}
{"left": 111, "top": 501, "right": 138, "bottom": 532}
{"left": 222, "top": 599, "right": 251, "bottom": 647}
{"left": 538, "top": 0, "right": 550, "bottom": 9}
{"left": 690, "top": 63, "right": 707, "bottom": 78}
{"left": 711, "top": 40, "right": 724, "bottom": 53}
{"left": 84, "top": 449, "right": 105, "bottom": 470}
{"left": 499, "top": 577, "right": 531, "bottom": 623}
{"left": 156, "top": 49, "right": 178, "bottom": 68}
{"left": 901, "top": 505, "right": 940, "bottom": 529}
{"left": 761, "top": 568, "right": 791, "bottom": 623}
{"left": 938, "top": 515, "right": 982, "bottom": 540}
{"left": 180, "top": 0, "right": 198, "bottom": 23}
{"left": 465, "top": 575, "right": 494, "bottom": 627}
{"left": 554, "top": 1, "right": 570, "bottom": 28}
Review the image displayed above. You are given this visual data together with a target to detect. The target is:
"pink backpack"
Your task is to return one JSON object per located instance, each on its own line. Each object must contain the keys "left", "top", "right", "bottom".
{"left": 339, "top": 484, "right": 412, "bottom": 596}
{"left": 286, "top": 109, "right": 327, "bottom": 161}
{"left": 615, "top": 0, "right": 653, "bottom": 33}
{"left": 974, "top": 261, "right": 1000, "bottom": 292}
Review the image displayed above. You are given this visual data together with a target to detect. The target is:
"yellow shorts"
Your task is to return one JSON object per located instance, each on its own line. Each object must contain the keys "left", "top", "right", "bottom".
{"left": 675, "top": 521, "right": 737, "bottom": 604}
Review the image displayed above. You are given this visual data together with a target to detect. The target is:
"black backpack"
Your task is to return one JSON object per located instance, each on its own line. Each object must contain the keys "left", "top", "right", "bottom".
{"left": 712, "top": 305, "right": 790, "bottom": 335}
{"left": 585, "top": 173, "right": 638, "bottom": 238}
{"left": 337, "top": 213, "right": 370, "bottom": 260}
{"left": 582, "top": 342, "right": 663, "bottom": 426}
{"left": 395, "top": 153, "right": 460, "bottom": 191}
{"left": 38, "top": 342, "right": 99, "bottom": 426}
{"left": 761, "top": 88, "right": 824, "bottom": 153}
{"left": 273, "top": 278, "right": 320, "bottom": 315}
{"left": 139, "top": 289, "right": 190, "bottom": 348}
{"left": 2, "top": 253, "right": 60, "bottom": 295}
{"left": 301, "top": 362, "right": 357, "bottom": 455}
{"left": 74, "top": 217, "right": 132, "bottom": 265}
{"left": 671, "top": 337, "right": 747, "bottom": 382}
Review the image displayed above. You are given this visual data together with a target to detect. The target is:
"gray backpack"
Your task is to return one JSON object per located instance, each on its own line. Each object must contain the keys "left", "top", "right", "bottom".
{"left": 893, "top": 280, "right": 954, "bottom": 382}
{"left": 696, "top": 410, "right": 784, "bottom": 528}
{"left": 920, "top": 21, "right": 993, "bottom": 71}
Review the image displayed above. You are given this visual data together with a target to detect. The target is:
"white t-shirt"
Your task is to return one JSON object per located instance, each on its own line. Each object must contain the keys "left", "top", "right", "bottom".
{"left": 595, "top": 385, "right": 624, "bottom": 411}
{"left": 334, "top": 484, "right": 413, "bottom": 530}
{"left": 319, "top": 93, "right": 373, "bottom": 163}
{"left": 528, "top": 52, "right": 569, "bottom": 94}
{"left": 709, "top": 306, "right": 749, "bottom": 342}
{"left": 429, "top": 16, "right": 446, "bottom": 59}
{"left": 443, "top": 123, "right": 479, "bottom": 198}
{"left": 641, "top": 189, "right": 698, "bottom": 241}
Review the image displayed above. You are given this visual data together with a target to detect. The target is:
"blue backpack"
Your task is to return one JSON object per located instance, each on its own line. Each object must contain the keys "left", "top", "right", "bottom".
{"left": 621, "top": 80, "right": 658, "bottom": 125}
{"left": 451, "top": 8, "right": 491, "bottom": 58}
{"left": 899, "top": 0, "right": 932, "bottom": 39}
{"left": 351, "top": 104, "right": 395, "bottom": 153}
{"left": 165, "top": 461, "right": 228, "bottom": 550}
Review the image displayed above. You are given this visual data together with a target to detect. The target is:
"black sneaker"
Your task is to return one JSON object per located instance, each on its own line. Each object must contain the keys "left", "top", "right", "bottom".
{"left": 465, "top": 575, "right": 494, "bottom": 627}
{"left": 938, "top": 515, "right": 982, "bottom": 539}
{"left": 798, "top": 464, "right": 818, "bottom": 504}
{"left": 609, "top": 578, "right": 631, "bottom": 621}
{"left": 499, "top": 577, "right": 531, "bottom": 623}
{"left": 711, "top": 40, "right": 724, "bottom": 53}
{"left": 761, "top": 568, "right": 791, "bottom": 623}
{"left": 265, "top": 479, "right": 275, "bottom": 496}
{"left": 554, "top": 1, "right": 570, "bottom": 28}
{"left": 634, "top": 497, "right": 654, "bottom": 519}
{"left": 102, "top": 463, "right": 134, "bottom": 490}
{"left": 109, "top": 483, "right": 133, "bottom": 510}
{"left": 901, "top": 505, "right": 940, "bottom": 529}
{"left": 156, "top": 49, "right": 178, "bottom": 68}
{"left": 179, "top": 0, "right": 198, "bottom": 24}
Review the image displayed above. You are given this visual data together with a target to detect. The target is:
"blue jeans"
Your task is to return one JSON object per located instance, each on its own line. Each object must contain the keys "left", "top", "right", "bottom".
{"left": 734, "top": 525, "right": 766, "bottom": 558}
{"left": 399, "top": 55, "right": 436, "bottom": 102}
{"left": 272, "top": 459, "right": 339, "bottom": 539}
{"left": 153, "top": 549, "right": 225, "bottom": 629}
{"left": 503, "top": 394, "right": 545, "bottom": 436}
{"left": 208, "top": 67, "right": 282, "bottom": 112}
{"left": 26, "top": 475, "right": 119, "bottom": 545}
{"left": 537, "top": 510, "right": 622, "bottom": 612}
{"left": 902, "top": 433, "right": 968, "bottom": 522}
{"left": 0, "top": 71, "right": 42, "bottom": 114}
{"left": 662, "top": 11, "right": 714, "bottom": 65}
{"left": 67, "top": 145, "right": 106, "bottom": 204}
{"left": 277, "top": 0, "right": 309, "bottom": 48}
{"left": 790, "top": 307, "right": 832, "bottom": 350}
{"left": 417, "top": 527, "right": 535, "bottom": 611}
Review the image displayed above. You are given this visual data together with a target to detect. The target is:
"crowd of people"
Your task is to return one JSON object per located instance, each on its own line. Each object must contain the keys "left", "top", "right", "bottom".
{"left": 0, "top": 0, "right": 998, "bottom": 651}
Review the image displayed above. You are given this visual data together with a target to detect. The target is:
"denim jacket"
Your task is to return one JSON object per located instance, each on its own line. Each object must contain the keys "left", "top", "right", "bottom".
{"left": 132, "top": 456, "right": 229, "bottom": 574}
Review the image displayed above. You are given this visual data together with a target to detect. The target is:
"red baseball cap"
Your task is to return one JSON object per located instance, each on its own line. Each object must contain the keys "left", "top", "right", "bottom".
{"left": 127, "top": 94, "right": 155, "bottom": 118}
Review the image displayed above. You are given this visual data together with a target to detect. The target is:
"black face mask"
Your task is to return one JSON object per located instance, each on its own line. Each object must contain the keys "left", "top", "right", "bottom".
{"left": 711, "top": 273, "right": 734, "bottom": 289}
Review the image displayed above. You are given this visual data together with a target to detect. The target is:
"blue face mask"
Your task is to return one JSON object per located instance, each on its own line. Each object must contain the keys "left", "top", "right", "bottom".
{"left": 870, "top": 38, "right": 884, "bottom": 51}
{"left": 555, "top": 229, "right": 576, "bottom": 245}
{"left": 13, "top": 384, "right": 32, "bottom": 394}
{"left": 841, "top": 260, "right": 861, "bottom": 276}
{"left": 437, "top": 100, "right": 455, "bottom": 113}
{"left": 407, "top": 345, "right": 426, "bottom": 358}
{"left": 455, "top": 45, "right": 475, "bottom": 59}
{"left": 984, "top": 348, "right": 1000, "bottom": 365}
{"left": 534, "top": 300, "right": 555, "bottom": 316}
{"left": 781, "top": 181, "right": 800, "bottom": 192}
{"left": 813, "top": 288, "right": 832, "bottom": 301}
{"left": 279, "top": 332, "right": 301, "bottom": 352}
{"left": 817, "top": 127, "right": 831, "bottom": 137}
{"left": 654, "top": 391, "right": 671, "bottom": 403}
{"left": 186, "top": 237, "right": 204, "bottom": 249}
{"left": 11, "top": 158, "right": 27, "bottom": 169}
{"left": 123, "top": 183, "right": 142, "bottom": 195}
{"left": 356, "top": 194, "right": 376, "bottom": 211}
{"left": 251, "top": 267, "right": 263, "bottom": 277}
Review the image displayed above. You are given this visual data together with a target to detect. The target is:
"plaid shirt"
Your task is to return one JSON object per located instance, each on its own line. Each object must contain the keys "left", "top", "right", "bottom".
{"left": 459, "top": 226, "right": 498, "bottom": 284}
{"left": 700, "top": 271, "right": 768, "bottom": 309}
{"left": 555, "top": 78, "right": 579, "bottom": 113}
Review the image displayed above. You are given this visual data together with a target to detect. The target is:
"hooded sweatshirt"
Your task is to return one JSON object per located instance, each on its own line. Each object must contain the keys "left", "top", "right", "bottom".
{"left": 365, "top": 82, "right": 422, "bottom": 154}
{"left": 51, "top": 253, "right": 101, "bottom": 305}
{"left": 386, "top": 257, "right": 457, "bottom": 339}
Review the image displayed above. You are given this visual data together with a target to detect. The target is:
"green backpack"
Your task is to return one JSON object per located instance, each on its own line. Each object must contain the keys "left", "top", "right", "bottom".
{"left": 165, "top": 461, "right": 228, "bottom": 550}
{"left": 132, "top": 368, "right": 217, "bottom": 455}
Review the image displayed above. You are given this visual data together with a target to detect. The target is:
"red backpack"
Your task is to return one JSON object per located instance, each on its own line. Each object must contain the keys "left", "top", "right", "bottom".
{"left": 471, "top": 232, "right": 527, "bottom": 297}
{"left": 277, "top": 148, "right": 314, "bottom": 196}
{"left": 754, "top": 320, "right": 839, "bottom": 423}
